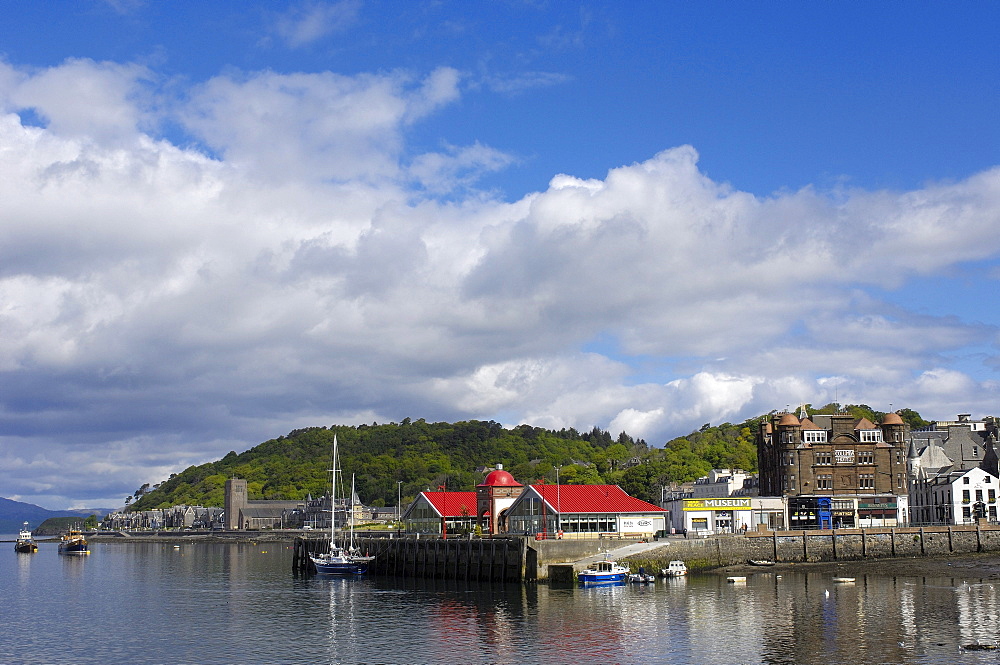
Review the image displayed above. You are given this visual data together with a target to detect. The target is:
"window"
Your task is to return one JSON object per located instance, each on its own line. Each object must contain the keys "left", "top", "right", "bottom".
{"left": 974, "top": 446, "right": 980, "bottom": 458}
{"left": 964, "top": 477, "right": 971, "bottom": 484}
{"left": 815, "top": 452, "right": 832, "bottom": 465}
{"left": 986, "top": 476, "right": 992, "bottom": 484}
{"left": 858, "top": 473, "right": 874, "bottom": 489}
{"left": 804, "top": 430, "right": 828, "bottom": 443}
{"left": 859, "top": 430, "right": 883, "bottom": 443}
{"left": 963, "top": 489, "right": 971, "bottom": 503}
{"left": 989, "top": 489, "right": 996, "bottom": 504}
{"left": 786, "top": 452, "right": 796, "bottom": 466}
{"left": 858, "top": 451, "right": 874, "bottom": 465}
{"left": 976, "top": 489, "right": 984, "bottom": 502}
{"left": 817, "top": 474, "right": 832, "bottom": 490}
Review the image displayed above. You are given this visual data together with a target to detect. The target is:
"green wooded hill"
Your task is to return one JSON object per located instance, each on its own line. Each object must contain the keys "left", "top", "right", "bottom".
{"left": 128, "top": 404, "right": 926, "bottom": 511}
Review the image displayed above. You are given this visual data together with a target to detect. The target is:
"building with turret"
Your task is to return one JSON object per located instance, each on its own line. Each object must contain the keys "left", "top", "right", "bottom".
{"left": 756, "top": 407, "right": 909, "bottom": 527}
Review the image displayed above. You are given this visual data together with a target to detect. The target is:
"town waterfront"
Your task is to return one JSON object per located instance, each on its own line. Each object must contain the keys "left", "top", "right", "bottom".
{"left": 5, "top": 539, "right": 1000, "bottom": 665}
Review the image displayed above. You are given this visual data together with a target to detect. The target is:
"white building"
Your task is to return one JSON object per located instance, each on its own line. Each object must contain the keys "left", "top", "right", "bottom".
{"left": 907, "top": 414, "right": 1000, "bottom": 525}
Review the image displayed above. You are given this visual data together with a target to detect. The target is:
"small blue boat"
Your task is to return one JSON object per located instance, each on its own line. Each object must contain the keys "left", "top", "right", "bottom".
{"left": 578, "top": 559, "right": 629, "bottom": 584}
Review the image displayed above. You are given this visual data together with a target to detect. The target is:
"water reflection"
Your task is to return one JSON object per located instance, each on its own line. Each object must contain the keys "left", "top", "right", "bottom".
{"left": 7, "top": 543, "right": 1000, "bottom": 664}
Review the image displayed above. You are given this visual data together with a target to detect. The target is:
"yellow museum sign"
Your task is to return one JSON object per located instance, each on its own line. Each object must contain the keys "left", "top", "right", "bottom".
{"left": 683, "top": 498, "right": 753, "bottom": 511}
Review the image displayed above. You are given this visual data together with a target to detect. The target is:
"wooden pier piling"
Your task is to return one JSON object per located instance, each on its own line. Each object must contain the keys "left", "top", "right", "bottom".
{"left": 293, "top": 535, "right": 527, "bottom": 582}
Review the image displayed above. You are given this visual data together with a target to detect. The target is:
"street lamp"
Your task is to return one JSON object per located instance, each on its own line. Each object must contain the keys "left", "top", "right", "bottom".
{"left": 397, "top": 481, "right": 403, "bottom": 525}
{"left": 555, "top": 466, "right": 562, "bottom": 537}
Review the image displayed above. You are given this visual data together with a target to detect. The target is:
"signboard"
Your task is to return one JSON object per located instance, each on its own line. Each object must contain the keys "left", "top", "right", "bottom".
{"left": 683, "top": 498, "right": 752, "bottom": 511}
{"left": 618, "top": 516, "right": 663, "bottom": 532}
{"left": 835, "top": 449, "right": 855, "bottom": 464}
{"left": 859, "top": 502, "right": 897, "bottom": 510}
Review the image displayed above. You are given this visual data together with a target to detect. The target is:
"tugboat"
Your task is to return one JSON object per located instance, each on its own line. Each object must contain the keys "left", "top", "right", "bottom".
{"left": 14, "top": 522, "right": 37, "bottom": 553}
{"left": 58, "top": 528, "right": 89, "bottom": 554}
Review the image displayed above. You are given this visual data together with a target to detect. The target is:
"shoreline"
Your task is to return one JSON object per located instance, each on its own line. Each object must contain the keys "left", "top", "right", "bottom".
{"left": 717, "top": 551, "right": 1000, "bottom": 580}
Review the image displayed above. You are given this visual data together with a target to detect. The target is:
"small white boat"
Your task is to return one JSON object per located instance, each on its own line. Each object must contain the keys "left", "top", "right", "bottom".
{"left": 578, "top": 559, "right": 629, "bottom": 584}
{"left": 832, "top": 576, "right": 855, "bottom": 583}
{"left": 727, "top": 575, "right": 747, "bottom": 583}
{"left": 627, "top": 567, "right": 656, "bottom": 583}
{"left": 662, "top": 560, "right": 688, "bottom": 577}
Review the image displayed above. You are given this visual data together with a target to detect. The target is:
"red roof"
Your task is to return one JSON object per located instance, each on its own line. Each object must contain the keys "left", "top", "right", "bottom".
{"left": 531, "top": 485, "right": 665, "bottom": 514}
{"left": 420, "top": 491, "right": 478, "bottom": 518}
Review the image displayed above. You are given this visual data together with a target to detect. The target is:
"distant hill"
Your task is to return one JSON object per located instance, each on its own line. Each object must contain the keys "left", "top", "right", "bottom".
{"left": 128, "top": 407, "right": 927, "bottom": 513}
{"left": 129, "top": 418, "right": 758, "bottom": 510}
{"left": 0, "top": 496, "right": 110, "bottom": 533}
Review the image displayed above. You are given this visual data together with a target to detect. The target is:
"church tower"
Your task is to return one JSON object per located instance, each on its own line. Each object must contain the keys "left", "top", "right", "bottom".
{"left": 224, "top": 478, "right": 248, "bottom": 530}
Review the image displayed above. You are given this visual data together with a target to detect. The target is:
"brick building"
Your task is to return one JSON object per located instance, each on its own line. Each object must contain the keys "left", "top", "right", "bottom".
{"left": 757, "top": 407, "right": 909, "bottom": 527}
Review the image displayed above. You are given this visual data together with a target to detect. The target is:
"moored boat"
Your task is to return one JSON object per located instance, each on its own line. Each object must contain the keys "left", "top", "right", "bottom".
{"left": 578, "top": 558, "right": 629, "bottom": 584}
{"left": 58, "top": 528, "right": 89, "bottom": 554}
{"left": 748, "top": 559, "right": 775, "bottom": 567}
{"left": 309, "top": 435, "right": 370, "bottom": 576}
{"left": 14, "top": 522, "right": 37, "bottom": 553}
{"left": 661, "top": 560, "right": 688, "bottom": 577}
{"left": 627, "top": 566, "right": 656, "bottom": 583}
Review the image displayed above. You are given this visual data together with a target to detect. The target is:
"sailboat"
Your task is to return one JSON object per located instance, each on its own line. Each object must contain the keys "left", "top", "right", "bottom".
{"left": 309, "top": 435, "right": 370, "bottom": 576}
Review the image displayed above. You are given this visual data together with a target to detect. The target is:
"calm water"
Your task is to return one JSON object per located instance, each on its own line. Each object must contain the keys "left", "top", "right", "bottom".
{"left": 4, "top": 538, "right": 1000, "bottom": 665}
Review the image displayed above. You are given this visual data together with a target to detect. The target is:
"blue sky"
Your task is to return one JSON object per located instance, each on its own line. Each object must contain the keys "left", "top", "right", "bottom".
{"left": 1, "top": 1, "right": 999, "bottom": 509}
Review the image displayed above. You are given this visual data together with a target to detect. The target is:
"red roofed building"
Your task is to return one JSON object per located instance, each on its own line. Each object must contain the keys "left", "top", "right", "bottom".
{"left": 505, "top": 484, "right": 666, "bottom": 539}
{"left": 403, "top": 490, "right": 479, "bottom": 536}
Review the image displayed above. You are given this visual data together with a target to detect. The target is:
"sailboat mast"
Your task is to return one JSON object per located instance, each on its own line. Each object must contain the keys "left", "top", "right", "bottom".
{"left": 350, "top": 473, "right": 356, "bottom": 552}
{"left": 329, "top": 434, "right": 338, "bottom": 549}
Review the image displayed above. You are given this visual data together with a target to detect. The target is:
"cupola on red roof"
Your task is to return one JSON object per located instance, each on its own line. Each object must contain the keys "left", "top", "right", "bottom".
{"left": 478, "top": 469, "right": 522, "bottom": 487}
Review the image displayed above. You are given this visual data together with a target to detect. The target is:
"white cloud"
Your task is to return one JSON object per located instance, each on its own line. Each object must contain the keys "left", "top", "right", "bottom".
{"left": 274, "top": 0, "right": 362, "bottom": 49}
{"left": 2, "top": 58, "right": 1000, "bottom": 508}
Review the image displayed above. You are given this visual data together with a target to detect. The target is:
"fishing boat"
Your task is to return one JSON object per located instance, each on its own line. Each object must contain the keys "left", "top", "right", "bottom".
{"left": 14, "top": 522, "right": 37, "bottom": 553}
{"left": 661, "top": 560, "right": 688, "bottom": 577}
{"left": 748, "top": 559, "right": 775, "bottom": 567}
{"left": 309, "top": 435, "right": 369, "bottom": 576}
{"left": 627, "top": 566, "right": 656, "bottom": 583}
{"left": 58, "top": 528, "right": 89, "bottom": 554}
{"left": 578, "top": 558, "right": 629, "bottom": 584}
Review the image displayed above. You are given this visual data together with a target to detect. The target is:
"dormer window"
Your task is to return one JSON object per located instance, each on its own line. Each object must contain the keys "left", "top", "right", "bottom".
{"left": 804, "top": 430, "right": 828, "bottom": 443}
{"left": 860, "top": 430, "right": 883, "bottom": 443}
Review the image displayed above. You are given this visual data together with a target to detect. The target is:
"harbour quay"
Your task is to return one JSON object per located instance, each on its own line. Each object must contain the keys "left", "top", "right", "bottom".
{"left": 295, "top": 521, "right": 1000, "bottom": 582}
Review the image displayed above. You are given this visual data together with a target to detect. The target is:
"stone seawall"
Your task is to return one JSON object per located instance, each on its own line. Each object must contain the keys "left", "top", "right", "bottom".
{"left": 548, "top": 524, "right": 1000, "bottom": 579}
